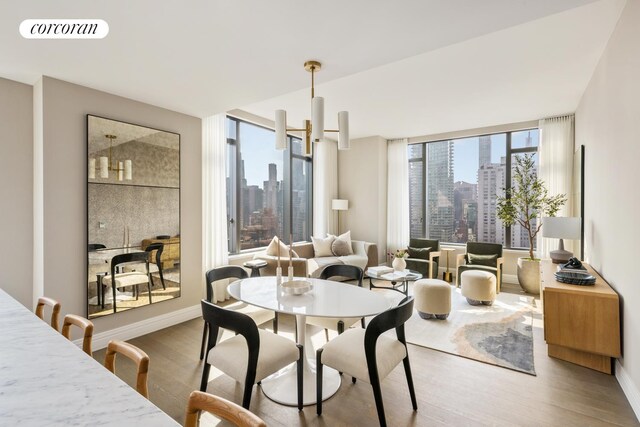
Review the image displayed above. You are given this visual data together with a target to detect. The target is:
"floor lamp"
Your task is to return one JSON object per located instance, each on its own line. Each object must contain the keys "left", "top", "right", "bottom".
{"left": 332, "top": 199, "right": 349, "bottom": 235}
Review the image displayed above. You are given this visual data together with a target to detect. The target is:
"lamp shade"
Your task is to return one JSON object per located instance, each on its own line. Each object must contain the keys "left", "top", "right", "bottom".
{"left": 99, "top": 156, "right": 109, "bottom": 178}
{"left": 275, "top": 109, "right": 287, "bottom": 150}
{"left": 331, "top": 199, "right": 349, "bottom": 211}
{"left": 542, "top": 217, "right": 581, "bottom": 239}
{"left": 311, "top": 97, "right": 324, "bottom": 142}
{"left": 338, "top": 111, "right": 350, "bottom": 150}
{"left": 88, "top": 158, "right": 96, "bottom": 179}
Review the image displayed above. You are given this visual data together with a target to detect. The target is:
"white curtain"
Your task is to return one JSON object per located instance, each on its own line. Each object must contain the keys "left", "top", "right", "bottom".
{"left": 537, "top": 115, "right": 575, "bottom": 259}
{"left": 386, "top": 139, "right": 410, "bottom": 256}
{"left": 202, "top": 114, "right": 230, "bottom": 302}
{"left": 313, "top": 139, "right": 338, "bottom": 237}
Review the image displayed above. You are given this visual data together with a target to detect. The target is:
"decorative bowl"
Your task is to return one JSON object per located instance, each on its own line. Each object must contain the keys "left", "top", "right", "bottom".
{"left": 281, "top": 280, "right": 313, "bottom": 295}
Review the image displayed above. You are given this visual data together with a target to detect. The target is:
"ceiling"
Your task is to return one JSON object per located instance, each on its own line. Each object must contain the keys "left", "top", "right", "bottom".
{"left": 0, "top": 0, "right": 625, "bottom": 139}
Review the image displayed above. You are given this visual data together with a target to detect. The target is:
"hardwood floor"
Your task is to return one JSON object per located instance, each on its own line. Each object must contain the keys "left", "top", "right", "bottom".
{"left": 93, "top": 286, "right": 639, "bottom": 426}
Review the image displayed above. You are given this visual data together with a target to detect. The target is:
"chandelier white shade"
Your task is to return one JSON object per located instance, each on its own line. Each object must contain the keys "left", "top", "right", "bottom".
{"left": 275, "top": 60, "right": 350, "bottom": 154}
{"left": 89, "top": 134, "right": 133, "bottom": 181}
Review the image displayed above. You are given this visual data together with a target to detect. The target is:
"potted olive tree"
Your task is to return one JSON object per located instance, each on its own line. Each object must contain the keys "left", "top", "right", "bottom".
{"left": 496, "top": 154, "right": 566, "bottom": 294}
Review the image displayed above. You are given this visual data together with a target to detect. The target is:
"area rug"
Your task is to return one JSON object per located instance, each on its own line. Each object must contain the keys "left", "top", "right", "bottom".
{"left": 405, "top": 288, "right": 536, "bottom": 375}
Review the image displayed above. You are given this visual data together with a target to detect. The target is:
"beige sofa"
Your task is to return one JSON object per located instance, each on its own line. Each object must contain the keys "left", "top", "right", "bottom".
{"left": 254, "top": 240, "right": 378, "bottom": 277}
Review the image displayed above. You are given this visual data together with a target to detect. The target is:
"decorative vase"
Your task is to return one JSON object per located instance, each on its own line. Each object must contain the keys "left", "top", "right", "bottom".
{"left": 392, "top": 257, "right": 406, "bottom": 272}
{"left": 517, "top": 257, "right": 541, "bottom": 294}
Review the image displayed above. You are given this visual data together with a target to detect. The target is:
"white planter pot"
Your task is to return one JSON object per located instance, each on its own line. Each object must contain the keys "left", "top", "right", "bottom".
{"left": 517, "top": 258, "right": 541, "bottom": 294}
{"left": 392, "top": 257, "right": 406, "bottom": 272}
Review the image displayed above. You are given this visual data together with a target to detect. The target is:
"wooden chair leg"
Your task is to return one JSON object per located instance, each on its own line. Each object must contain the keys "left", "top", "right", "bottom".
{"left": 297, "top": 344, "right": 303, "bottom": 411}
{"left": 361, "top": 317, "right": 366, "bottom": 329}
{"left": 147, "top": 282, "right": 152, "bottom": 305}
{"left": 241, "top": 377, "right": 254, "bottom": 410}
{"left": 337, "top": 321, "right": 345, "bottom": 335}
{"left": 316, "top": 348, "right": 323, "bottom": 415}
{"left": 352, "top": 377, "right": 357, "bottom": 384}
{"left": 324, "top": 328, "right": 329, "bottom": 342}
{"left": 157, "top": 264, "right": 166, "bottom": 290}
{"left": 273, "top": 313, "right": 278, "bottom": 334}
{"left": 403, "top": 356, "right": 418, "bottom": 411}
{"left": 371, "top": 376, "right": 387, "bottom": 427}
{"left": 200, "top": 363, "right": 211, "bottom": 392}
{"left": 199, "top": 322, "right": 208, "bottom": 360}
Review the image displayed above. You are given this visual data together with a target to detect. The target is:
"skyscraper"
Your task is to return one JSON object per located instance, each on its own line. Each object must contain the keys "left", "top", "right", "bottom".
{"left": 477, "top": 158, "right": 506, "bottom": 243}
{"left": 426, "top": 140, "right": 454, "bottom": 242}
{"left": 263, "top": 163, "right": 278, "bottom": 215}
{"left": 479, "top": 136, "right": 492, "bottom": 168}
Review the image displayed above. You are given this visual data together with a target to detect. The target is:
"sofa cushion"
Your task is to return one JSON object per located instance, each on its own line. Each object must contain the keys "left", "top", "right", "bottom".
{"left": 265, "top": 236, "right": 298, "bottom": 258}
{"left": 311, "top": 235, "right": 335, "bottom": 257}
{"left": 331, "top": 238, "right": 352, "bottom": 256}
{"left": 328, "top": 231, "right": 353, "bottom": 255}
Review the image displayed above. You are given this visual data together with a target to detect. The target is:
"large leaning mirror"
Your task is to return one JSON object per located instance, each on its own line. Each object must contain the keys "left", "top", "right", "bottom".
{"left": 87, "top": 115, "right": 180, "bottom": 319}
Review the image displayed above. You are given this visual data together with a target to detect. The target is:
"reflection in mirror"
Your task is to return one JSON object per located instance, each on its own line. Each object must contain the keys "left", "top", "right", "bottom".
{"left": 87, "top": 115, "right": 180, "bottom": 319}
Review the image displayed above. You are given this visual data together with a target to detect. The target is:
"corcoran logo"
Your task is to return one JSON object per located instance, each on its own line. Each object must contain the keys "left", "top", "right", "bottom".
{"left": 19, "top": 19, "right": 108, "bottom": 39}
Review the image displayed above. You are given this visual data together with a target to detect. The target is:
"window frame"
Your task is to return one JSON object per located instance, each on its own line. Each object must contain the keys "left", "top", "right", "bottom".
{"left": 409, "top": 128, "right": 538, "bottom": 250}
{"left": 226, "top": 116, "right": 313, "bottom": 254}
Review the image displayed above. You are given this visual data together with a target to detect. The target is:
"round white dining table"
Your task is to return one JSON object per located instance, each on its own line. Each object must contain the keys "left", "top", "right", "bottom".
{"left": 228, "top": 276, "right": 391, "bottom": 406}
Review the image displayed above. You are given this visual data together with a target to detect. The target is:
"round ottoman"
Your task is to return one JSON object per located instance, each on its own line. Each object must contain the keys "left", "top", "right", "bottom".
{"left": 460, "top": 270, "right": 496, "bottom": 306}
{"left": 414, "top": 279, "right": 451, "bottom": 320}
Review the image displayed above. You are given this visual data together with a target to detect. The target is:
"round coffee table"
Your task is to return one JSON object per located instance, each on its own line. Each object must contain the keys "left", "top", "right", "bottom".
{"left": 365, "top": 269, "right": 422, "bottom": 296}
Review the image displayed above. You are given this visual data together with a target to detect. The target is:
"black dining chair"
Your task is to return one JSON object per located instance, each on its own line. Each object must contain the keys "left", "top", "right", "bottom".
{"left": 102, "top": 252, "right": 152, "bottom": 313}
{"left": 200, "top": 300, "right": 303, "bottom": 410}
{"left": 199, "top": 266, "right": 278, "bottom": 360}
{"left": 305, "top": 264, "right": 366, "bottom": 341}
{"left": 316, "top": 297, "right": 417, "bottom": 427}
{"left": 124, "top": 242, "right": 166, "bottom": 290}
{"left": 88, "top": 243, "right": 107, "bottom": 252}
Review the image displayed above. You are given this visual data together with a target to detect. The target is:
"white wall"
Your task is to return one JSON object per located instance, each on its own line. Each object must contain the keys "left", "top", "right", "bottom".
{"left": 38, "top": 77, "right": 202, "bottom": 335}
{"left": 0, "top": 78, "right": 33, "bottom": 307}
{"left": 575, "top": 0, "right": 640, "bottom": 418}
{"left": 338, "top": 136, "right": 387, "bottom": 262}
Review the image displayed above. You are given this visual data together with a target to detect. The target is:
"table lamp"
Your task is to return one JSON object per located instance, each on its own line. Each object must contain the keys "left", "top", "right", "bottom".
{"left": 332, "top": 199, "right": 349, "bottom": 234}
{"left": 542, "top": 217, "right": 581, "bottom": 263}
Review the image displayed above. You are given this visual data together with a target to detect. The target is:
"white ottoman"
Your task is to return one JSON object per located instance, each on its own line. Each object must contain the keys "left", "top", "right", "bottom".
{"left": 460, "top": 270, "right": 496, "bottom": 306}
{"left": 414, "top": 279, "right": 451, "bottom": 320}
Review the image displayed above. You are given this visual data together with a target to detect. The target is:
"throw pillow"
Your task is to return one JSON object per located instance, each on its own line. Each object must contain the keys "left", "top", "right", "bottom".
{"left": 407, "top": 246, "right": 431, "bottom": 260}
{"left": 311, "top": 235, "right": 335, "bottom": 257}
{"left": 265, "top": 236, "right": 299, "bottom": 258}
{"left": 467, "top": 253, "right": 498, "bottom": 266}
{"left": 328, "top": 230, "right": 353, "bottom": 255}
{"left": 331, "top": 238, "right": 352, "bottom": 256}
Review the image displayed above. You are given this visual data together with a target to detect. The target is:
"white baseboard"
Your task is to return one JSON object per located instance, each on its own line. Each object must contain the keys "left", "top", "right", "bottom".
{"left": 616, "top": 360, "right": 640, "bottom": 422}
{"left": 74, "top": 304, "right": 201, "bottom": 351}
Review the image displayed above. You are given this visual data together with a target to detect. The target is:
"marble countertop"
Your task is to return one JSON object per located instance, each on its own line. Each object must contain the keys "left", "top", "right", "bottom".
{"left": 0, "top": 289, "right": 178, "bottom": 426}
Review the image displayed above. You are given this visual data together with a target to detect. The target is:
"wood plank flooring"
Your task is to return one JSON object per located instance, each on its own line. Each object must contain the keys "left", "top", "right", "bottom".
{"left": 93, "top": 285, "right": 639, "bottom": 426}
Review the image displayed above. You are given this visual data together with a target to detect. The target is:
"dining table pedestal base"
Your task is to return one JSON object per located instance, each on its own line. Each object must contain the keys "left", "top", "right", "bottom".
{"left": 261, "top": 313, "right": 341, "bottom": 406}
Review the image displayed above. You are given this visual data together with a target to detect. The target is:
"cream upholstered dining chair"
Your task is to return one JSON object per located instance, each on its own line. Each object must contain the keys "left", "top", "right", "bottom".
{"left": 199, "top": 266, "right": 277, "bottom": 360}
{"left": 102, "top": 252, "right": 152, "bottom": 313}
{"left": 184, "top": 391, "right": 266, "bottom": 427}
{"left": 35, "top": 296, "right": 61, "bottom": 331}
{"left": 104, "top": 340, "right": 150, "bottom": 398}
{"left": 316, "top": 297, "right": 417, "bottom": 427}
{"left": 61, "top": 314, "right": 94, "bottom": 356}
{"left": 200, "top": 300, "right": 303, "bottom": 410}
{"left": 123, "top": 242, "right": 166, "bottom": 290}
{"left": 306, "top": 264, "right": 366, "bottom": 341}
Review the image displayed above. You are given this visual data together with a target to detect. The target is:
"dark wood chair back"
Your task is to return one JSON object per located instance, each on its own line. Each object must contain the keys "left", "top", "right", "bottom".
{"left": 35, "top": 296, "right": 61, "bottom": 331}
{"left": 205, "top": 266, "right": 248, "bottom": 302}
{"left": 88, "top": 243, "right": 107, "bottom": 251}
{"left": 145, "top": 242, "right": 164, "bottom": 266}
{"left": 319, "top": 264, "right": 363, "bottom": 286}
{"left": 111, "top": 252, "right": 150, "bottom": 280}
{"left": 184, "top": 391, "right": 266, "bottom": 427}
{"left": 62, "top": 314, "right": 94, "bottom": 356}
{"left": 104, "top": 340, "right": 150, "bottom": 398}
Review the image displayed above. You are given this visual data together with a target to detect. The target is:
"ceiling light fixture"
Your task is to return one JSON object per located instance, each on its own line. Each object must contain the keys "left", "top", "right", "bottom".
{"left": 275, "top": 60, "right": 350, "bottom": 156}
{"left": 89, "top": 134, "right": 132, "bottom": 181}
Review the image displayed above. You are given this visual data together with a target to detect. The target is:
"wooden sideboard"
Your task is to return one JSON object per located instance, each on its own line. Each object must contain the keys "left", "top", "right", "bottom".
{"left": 541, "top": 260, "right": 621, "bottom": 374}
{"left": 142, "top": 236, "right": 180, "bottom": 269}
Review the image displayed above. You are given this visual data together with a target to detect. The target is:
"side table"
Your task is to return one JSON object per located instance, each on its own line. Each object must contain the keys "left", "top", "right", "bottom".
{"left": 243, "top": 260, "right": 268, "bottom": 277}
{"left": 441, "top": 248, "right": 456, "bottom": 283}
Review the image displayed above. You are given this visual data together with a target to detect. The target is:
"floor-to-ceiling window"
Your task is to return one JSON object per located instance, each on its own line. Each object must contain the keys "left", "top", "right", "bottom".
{"left": 408, "top": 128, "right": 538, "bottom": 249}
{"left": 226, "top": 116, "right": 312, "bottom": 253}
